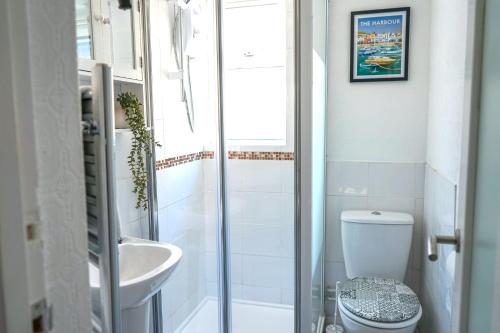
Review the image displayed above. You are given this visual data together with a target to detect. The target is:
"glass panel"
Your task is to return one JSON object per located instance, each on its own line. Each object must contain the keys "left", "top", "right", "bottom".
{"left": 311, "top": 0, "right": 327, "bottom": 329}
{"left": 149, "top": 0, "right": 221, "bottom": 332}
{"left": 110, "top": 4, "right": 135, "bottom": 71}
{"left": 75, "top": 0, "right": 93, "bottom": 59}
{"left": 467, "top": 0, "right": 500, "bottom": 331}
{"left": 223, "top": 0, "right": 295, "bottom": 331}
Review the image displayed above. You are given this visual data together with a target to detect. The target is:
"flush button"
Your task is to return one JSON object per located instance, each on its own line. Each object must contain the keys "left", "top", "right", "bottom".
{"left": 371, "top": 211, "right": 382, "bottom": 215}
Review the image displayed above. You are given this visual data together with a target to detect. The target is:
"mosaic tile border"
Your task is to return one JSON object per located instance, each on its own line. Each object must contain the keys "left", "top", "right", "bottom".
{"left": 227, "top": 151, "right": 294, "bottom": 161}
{"left": 155, "top": 151, "right": 214, "bottom": 170}
{"left": 155, "top": 151, "right": 294, "bottom": 170}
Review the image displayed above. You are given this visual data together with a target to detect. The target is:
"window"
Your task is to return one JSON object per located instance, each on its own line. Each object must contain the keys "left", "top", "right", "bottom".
{"left": 224, "top": 0, "right": 287, "bottom": 145}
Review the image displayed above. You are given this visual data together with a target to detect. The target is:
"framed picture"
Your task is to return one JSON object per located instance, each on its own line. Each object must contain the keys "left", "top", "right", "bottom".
{"left": 350, "top": 7, "right": 410, "bottom": 82}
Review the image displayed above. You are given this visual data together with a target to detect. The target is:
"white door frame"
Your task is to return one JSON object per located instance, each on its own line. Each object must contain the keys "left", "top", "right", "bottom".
{"left": 452, "top": 0, "right": 486, "bottom": 332}
{"left": 0, "top": 0, "right": 46, "bottom": 332}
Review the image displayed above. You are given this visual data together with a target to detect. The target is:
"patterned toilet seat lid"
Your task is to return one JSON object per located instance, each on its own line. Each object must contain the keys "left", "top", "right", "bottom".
{"left": 339, "top": 277, "right": 421, "bottom": 323}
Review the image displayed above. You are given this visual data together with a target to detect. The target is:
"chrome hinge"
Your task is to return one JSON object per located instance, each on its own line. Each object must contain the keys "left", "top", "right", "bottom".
{"left": 31, "top": 299, "right": 53, "bottom": 332}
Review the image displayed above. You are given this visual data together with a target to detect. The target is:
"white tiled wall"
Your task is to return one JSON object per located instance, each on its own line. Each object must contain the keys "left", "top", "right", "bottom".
{"left": 115, "top": 133, "right": 211, "bottom": 333}
{"left": 204, "top": 159, "right": 295, "bottom": 305}
{"left": 156, "top": 160, "right": 208, "bottom": 332}
{"left": 324, "top": 161, "right": 425, "bottom": 321}
{"left": 115, "top": 131, "right": 150, "bottom": 238}
{"left": 419, "top": 166, "right": 456, "bottom": 333}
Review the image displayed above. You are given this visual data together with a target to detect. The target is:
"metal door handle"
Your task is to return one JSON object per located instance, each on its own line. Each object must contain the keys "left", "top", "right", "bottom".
{"left": 427, "top": 229, "right": 460, "bottom": 261}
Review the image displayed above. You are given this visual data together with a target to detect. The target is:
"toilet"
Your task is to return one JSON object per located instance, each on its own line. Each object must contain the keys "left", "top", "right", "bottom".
{"left": 337, "top": 210, "right": 422, "bottom": 333}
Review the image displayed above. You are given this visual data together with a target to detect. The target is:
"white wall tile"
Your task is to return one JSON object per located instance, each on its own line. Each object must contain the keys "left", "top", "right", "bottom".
{"left": 115, "top": 131, "right": 135, "bottom": 180}
{"left": 280, "top": 160, "right": 294, "bottom": 193}
{"left": 327, "top": 161, "right": 369, "bottom": 196}
{"left": 325, "top": 261, "right": 347, "bottom": 287}
{"left": 240, "top": 160, "right": 282, "bottom": 192}
{"left": 242, "top": 255, "right": 286, "bottom": 288}
{"left": 116, "top": 177, "right": 142, "bottom": 224}
{"left": 242, "top": 224, "right": 286, "bottom": 257}
{"left": 281, "top": 193, "right": 295, "bottom": 226}
{"left": 421, "top": 165, "right": 458, "bottom": 332}
{"left": 242, "top": 286, "right": 282, "bottom": 303}
{"left": 227, "top": 160, "right": 244, "bottom": 191}
{"left": 415, "top": 163, "right": 425, "bottom": 199}
{"left": 281, "top": 289, "right": 294, "bottom": 305}
{"left": 231, "top": 254, "right": 243, "bottom": 285}
{"left": 230, "top": 224, "right": 243, "bottom": 254}
{"left": 121, "top": 219, "right": 143, "bottom": 238}
{"left": 369, "top": 163, "right": 416, "bottom": 197}
{"left": 227, "top": 191, "right": 245, "bottom": 224}
{"left": 325, "top": 196, "right": 368, "bottom": 262}
{"left": 367, "top": 196, "right": 416, "bottom": 215}
{"left": 242, "top": 192, "right": 283, "bottom": 225}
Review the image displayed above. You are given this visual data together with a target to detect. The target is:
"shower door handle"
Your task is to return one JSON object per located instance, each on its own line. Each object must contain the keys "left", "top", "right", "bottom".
{"left": 427, "top": 229, "right": 461, "bottom": 261}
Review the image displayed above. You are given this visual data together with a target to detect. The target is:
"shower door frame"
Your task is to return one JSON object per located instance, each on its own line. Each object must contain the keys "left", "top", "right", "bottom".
{"left": 143, "top": 0, "right": 328, "bottom": 331}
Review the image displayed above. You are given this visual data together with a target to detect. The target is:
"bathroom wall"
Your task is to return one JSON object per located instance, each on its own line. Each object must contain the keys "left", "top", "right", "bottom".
{"left": 420, "top": 0, "right": 468, "bottom": 332}
{"left": 325, "top": 0, "right": 431, "bottom": 322}
{"left": 328, "top": 0, "right": 430, "bottom": 162}
{"left": 115, "top": 82, "right": 151, "bottom": 238}
{"left": 157, "top": 160, "right": 208, "bottom": 332}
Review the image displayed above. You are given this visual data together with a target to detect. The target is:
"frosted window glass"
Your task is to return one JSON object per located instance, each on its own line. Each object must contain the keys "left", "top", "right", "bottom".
{"left": 225, "top": 67, "right": 286, "bottom": 142}
{"left": 223, "top": 2, "right": 286, "bottom": 144}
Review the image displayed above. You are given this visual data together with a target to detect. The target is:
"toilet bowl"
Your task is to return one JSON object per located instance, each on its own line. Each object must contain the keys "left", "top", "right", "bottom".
{"left": 337, "top": 277, "right": 421, "bottom": 333}
{"left": 338, "top": 211, "right": 422, "bottom": 333}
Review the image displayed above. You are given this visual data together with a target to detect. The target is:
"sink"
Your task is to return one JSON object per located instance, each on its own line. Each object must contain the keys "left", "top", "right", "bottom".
{"left": 89, "top": 239, "right": 182, "bottom": 333}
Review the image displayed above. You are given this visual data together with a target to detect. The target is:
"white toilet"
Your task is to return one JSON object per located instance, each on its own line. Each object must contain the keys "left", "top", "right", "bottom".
{"left": 338, "top": 210, "right": 422, "bottom": 333}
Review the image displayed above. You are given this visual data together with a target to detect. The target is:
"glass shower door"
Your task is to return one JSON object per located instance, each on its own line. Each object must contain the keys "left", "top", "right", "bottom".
{"left": 467, "top": 0, "right": 500, "bottom": 331}
{"left": 310, "top": 0, "right": 328, "bottom": 330}
{"left": 222, "top": 0, "right": 296, "bottom": 331}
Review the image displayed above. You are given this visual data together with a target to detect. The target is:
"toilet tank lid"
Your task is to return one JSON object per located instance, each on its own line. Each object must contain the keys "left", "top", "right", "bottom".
{"left": 341, "top": 210, "right": 414, "bottom": 225}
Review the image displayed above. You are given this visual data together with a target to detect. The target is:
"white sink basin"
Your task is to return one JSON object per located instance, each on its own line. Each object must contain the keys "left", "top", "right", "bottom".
{"left": 119, "top": 240, "right": 182, "bottom": 307}
{"left": 88, "top": 239, "right": 182, "bottom": 332}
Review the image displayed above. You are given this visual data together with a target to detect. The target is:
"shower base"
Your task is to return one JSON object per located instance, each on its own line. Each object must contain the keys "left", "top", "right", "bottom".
{"left": 176, "top": 298, "right": 294, "bottom": 333}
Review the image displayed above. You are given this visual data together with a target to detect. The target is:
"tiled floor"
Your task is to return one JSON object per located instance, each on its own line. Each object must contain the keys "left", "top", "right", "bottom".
{"left": 177, "top": 299, "right": 294, "bottom": 333}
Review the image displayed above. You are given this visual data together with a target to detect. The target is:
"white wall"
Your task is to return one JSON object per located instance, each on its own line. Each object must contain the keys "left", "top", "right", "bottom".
{"left": 425, "top": 0, "right": 467, "bottom": 184}
{"left": 150, "top": 0, "right": 216, "bottom": 160}
{"left": 420, "top": 0, "right": 468, "bottom": 332}
{"left": 157, "top": 161, "right": 207, "bottom": 332}
{"left": 328, "top": 0, "right": 430, "bottom": 162}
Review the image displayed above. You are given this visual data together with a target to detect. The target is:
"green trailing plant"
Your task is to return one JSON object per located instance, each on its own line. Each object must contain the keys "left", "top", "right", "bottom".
{"left": 117, "top": 92, "right": 160, "bottom": 210}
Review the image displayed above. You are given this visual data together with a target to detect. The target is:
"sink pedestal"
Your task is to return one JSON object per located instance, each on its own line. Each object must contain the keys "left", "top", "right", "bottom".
{"left": 88, "top": 240, "right": 182, "bottom": 333}
{"left": 122, "top": 299, "right": 151, "bottom": 333}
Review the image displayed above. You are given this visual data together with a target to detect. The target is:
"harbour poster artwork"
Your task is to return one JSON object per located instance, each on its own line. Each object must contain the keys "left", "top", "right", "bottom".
{"left": 350, "top": 8, "right": 410, "bottom": 82}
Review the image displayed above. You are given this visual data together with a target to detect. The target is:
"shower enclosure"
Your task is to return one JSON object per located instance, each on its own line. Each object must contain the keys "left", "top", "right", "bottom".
{"left": 145, "top": 0, "right": 329, "bottom": 331}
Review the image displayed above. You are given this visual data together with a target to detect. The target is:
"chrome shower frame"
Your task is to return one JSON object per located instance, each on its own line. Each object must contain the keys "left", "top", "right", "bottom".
{"left": 143, "top": 0, "right": 329, "bottom": 332}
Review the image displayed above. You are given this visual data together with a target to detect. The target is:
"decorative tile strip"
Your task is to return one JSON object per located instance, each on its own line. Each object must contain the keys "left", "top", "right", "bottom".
{"left": 227, "top": 151, "right": 294, "bottom": 161}
{"left": 156, "top": 151, "right": 212, "bottom": 170}
{"left": 155, "top": 151, "right": 293, "bottom": 170}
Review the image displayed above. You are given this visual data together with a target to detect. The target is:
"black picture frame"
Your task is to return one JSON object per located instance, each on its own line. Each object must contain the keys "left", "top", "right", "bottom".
{"left": 350, "top": 7, "right": 411, "bottom": 82}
